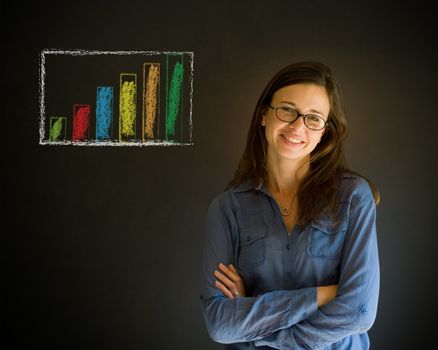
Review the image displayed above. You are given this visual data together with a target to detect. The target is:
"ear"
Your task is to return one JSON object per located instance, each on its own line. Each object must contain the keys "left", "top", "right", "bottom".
{"left": 261, "top": 115, "right": 266, "bottom": 126}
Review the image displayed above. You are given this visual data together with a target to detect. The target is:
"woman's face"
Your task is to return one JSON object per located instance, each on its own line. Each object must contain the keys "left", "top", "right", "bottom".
{"left": 261, "top": 83, "right": 330, "bottom": 164}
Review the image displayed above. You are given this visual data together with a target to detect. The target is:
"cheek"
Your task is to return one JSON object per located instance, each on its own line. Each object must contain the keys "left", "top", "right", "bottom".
{"left": 264, "top": 120, "right": 276, "bottom": 141}
{"left": 265, "top": 126, "right": 275, "bottom": 144}
{"left": 308, "top": 131, "right": 324, "bottom": 147}
{"left": 317, "top": 129, "right": 326, "bottom": 142}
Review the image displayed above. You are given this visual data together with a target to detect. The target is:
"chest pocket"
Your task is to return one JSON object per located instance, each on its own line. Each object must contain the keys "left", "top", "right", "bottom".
{"left": 238, "top": 229, "right": 266, "bottom": 269}
{"left": 307, "top": 220, "right": 347, "bottom": 260}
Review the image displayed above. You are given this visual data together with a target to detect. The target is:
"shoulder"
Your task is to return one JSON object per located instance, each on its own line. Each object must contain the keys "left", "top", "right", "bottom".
{"left": 339, "top": 171, "right": 375, "bottom": 206}
{"left": 207, "top": 180, "right": 263, "bottom": 225}
{"left": 207, "top": 186, "right": 239, "bottom": 215}
{"left": 206, "top": 185, "right": 251, "bottom": 235}
{"left": 209, "top": 180, "right": 254, "bottom": 207}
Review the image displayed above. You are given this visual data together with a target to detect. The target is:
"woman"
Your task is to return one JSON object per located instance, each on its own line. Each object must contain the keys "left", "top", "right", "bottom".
{"left": 200, "top": 61, "right": 380, "bottom": 349}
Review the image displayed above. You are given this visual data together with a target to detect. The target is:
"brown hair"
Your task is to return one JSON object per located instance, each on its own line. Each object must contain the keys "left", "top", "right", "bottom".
{"left": 226, "top": 61, "right": 380, "bottom": 227}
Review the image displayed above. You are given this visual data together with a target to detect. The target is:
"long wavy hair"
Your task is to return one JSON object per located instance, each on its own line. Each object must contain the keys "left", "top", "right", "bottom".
{"left": 226, "top": 61, "right": 380, "bottom": 227}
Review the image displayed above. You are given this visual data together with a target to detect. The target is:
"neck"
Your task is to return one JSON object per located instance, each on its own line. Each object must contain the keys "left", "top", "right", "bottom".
{"left": 265, "top": 152, "right": 310, "bottom": 196}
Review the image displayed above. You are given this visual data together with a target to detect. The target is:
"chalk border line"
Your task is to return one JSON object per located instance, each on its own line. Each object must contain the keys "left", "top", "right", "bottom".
{"left": 39, "top": 49, "right": 194, "bottom": 146}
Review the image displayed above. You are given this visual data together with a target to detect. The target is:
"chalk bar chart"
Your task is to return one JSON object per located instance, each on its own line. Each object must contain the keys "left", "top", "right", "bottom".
{"left": 39, "top": 50, "right": 194, "bottom": 146}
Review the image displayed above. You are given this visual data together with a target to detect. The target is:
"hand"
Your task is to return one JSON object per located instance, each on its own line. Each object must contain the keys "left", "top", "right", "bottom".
{"left": 317, "top": 285, "right": 338, "bottom": 307}
{"left": 214, "top": 262, "right": 246, "bottom": 298}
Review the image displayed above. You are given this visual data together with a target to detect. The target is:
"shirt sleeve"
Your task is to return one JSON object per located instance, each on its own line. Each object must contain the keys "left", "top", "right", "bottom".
{"left": 199, "top": 195, "right": 318, "bottom": 344}
{"left": 253, "top": 181, "right": 380, "bottom": 349}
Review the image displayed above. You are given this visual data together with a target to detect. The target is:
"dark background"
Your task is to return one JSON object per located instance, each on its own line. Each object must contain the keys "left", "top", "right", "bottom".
{"left": 2, "top": 1, "right": 437, "bottom": 349}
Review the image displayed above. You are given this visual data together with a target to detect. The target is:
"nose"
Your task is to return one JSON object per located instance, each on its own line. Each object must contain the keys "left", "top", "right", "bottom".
{"left": 288, "top": 115, "right": 306, "bottom": 129}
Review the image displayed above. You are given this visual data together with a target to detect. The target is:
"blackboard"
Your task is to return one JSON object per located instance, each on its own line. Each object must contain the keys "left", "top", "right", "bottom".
{"left": 2, "top": 1, "right": 437, "bottom": 349}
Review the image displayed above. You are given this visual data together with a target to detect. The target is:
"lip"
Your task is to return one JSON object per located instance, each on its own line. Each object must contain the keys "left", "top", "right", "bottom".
{"left": 280, "top": 134, "right": 306, "bottom": 147}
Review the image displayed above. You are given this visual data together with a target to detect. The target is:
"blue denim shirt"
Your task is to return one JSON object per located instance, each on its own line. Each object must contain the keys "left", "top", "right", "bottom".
{"left": 200, "top": 174, "right": 380, "bottom": 349}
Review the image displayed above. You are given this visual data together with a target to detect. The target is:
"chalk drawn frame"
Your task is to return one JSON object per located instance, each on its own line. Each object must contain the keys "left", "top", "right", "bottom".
{"left": 39, "top": 49, "right": 194, "bottom": 146}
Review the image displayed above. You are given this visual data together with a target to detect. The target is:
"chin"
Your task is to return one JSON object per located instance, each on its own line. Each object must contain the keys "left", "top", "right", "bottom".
{"left": 279, "top": 151, "right": 307, "bottom": 162}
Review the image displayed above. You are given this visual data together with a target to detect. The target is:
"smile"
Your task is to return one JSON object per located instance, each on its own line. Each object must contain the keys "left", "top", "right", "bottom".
{"left": 281, "top": 135, "right": 305, "bottom": 145}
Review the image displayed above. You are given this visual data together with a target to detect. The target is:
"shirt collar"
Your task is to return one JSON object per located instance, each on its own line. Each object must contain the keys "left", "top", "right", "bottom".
{"left": 233, "top": 178, "right": 265, "bottom": 193}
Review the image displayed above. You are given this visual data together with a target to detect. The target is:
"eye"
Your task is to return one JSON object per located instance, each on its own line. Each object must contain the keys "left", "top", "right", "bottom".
{"left": 306, "top": 114, "right": 323, "bottom": 123}
{"left": 279, "top": 107, "right": 296, "bottom": 115}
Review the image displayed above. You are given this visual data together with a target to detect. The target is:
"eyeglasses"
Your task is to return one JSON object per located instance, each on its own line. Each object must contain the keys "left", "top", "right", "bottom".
{"left": 268, "top": 105, "right": 328, "bottom": 131}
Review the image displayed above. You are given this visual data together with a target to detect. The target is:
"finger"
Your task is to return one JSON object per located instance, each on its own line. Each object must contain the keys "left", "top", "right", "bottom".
{"left": 214, "top": 270, "right": 241, "bottom": 297}
{"left": 219, "top": 263, "right": 240, "bottom": 281}
{"left": 229, "top": 264, "right": 245, "bottom": 297}
{"left": 227, "top": 265, "right": 241, "bottom": 281}
{"left": 215, "top": 280, "right": 234, "bottom": 299}
{"left": 229, "top": 264, "right": 238, "bottom": 273}
{"left": 214, "top": 270, "right": 237, "bottom": 290}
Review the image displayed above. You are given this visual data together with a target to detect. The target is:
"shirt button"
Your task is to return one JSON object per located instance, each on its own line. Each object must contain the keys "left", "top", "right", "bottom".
{"left": 302, "top": 313, "right": 307, "bottom": 318}
{"left": 286, "top": 244, "right": 291, "bottom": 250}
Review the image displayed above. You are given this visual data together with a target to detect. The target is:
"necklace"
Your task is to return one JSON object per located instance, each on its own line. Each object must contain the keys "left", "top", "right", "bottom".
{"left": 282, "top": 206, "right": 292, "bottom": 216}
{"left": 281, "top": 196, "right": 295, "bottom": 217}
{"left": 267, "top": 180, "right": 298, "bottom": 217}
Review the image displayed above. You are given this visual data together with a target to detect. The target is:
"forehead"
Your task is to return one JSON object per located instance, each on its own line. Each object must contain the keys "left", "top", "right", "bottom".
{"left": 272, "top": 83, "right": 330, "bottom": 115}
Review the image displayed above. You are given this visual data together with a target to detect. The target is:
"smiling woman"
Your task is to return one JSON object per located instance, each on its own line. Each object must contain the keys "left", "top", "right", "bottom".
{"left": 262, "top": 84, "right": 329, "bottom": 166}
{"left": 200, "top": 61, "right": 381, "bottom": 349}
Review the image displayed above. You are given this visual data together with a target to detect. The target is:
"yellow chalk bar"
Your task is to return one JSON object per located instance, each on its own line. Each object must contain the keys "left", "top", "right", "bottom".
{"left": 119, "top": 73, "right": 137, "bottom": 141}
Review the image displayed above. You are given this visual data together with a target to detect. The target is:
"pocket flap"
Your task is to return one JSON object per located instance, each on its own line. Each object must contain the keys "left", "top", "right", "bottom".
{"left": 239, "top": 229, "right": 266, "bottom": 247}
{"left": 310, "top": 220, "right": 347, "bottom": 235}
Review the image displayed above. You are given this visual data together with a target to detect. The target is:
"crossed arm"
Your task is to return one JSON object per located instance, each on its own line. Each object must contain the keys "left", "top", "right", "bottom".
{"left": 214, "top": 262, "right": 337, "bottom": 307}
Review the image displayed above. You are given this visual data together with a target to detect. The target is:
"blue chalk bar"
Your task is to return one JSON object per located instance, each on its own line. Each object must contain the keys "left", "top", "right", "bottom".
{"left": 96, "top": 87, "right": 114, "bottom": 140}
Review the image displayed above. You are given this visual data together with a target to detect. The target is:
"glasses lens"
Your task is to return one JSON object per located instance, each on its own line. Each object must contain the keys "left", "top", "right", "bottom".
{"left": 304, "top": 115, "right": 325, "bottom": 130}
{"left": 276, "top": 107, "right": 298, "bottom": 122}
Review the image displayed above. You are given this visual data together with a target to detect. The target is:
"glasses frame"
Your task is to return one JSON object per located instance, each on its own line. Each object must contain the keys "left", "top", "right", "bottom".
{"left": 268, "top": 105, "right": 329, "bottom": 131}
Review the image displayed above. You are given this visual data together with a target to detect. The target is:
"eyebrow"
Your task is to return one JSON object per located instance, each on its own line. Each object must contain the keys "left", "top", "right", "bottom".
{"left": 278, "top": 101, "right": 324, "bottom": 116}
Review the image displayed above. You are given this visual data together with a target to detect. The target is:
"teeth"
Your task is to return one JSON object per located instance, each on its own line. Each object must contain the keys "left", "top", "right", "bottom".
{"left": 285, "top": 136, "right": 302, "bottom": 144}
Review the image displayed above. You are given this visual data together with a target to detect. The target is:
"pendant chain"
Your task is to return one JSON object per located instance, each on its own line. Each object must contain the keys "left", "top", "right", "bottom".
{"left": 281, "top": 196, "right": 296, "bottom": 217}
